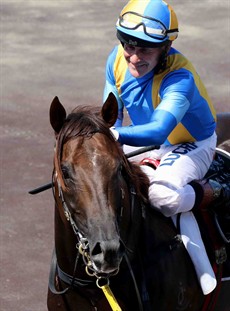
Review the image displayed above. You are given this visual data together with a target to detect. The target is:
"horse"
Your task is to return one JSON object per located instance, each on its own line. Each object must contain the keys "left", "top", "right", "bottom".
{"left": 47, "top": 93, "right": 229, "bottom": 311}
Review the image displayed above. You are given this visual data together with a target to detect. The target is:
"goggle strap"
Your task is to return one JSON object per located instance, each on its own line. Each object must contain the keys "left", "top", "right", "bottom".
{"left": 167, "top": 29, "right": 179, "bottom": 38}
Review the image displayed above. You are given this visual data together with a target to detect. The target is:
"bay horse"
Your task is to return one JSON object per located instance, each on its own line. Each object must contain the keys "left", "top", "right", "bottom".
{"left": 47, "top": 93, "right": 229, "bottom": 311}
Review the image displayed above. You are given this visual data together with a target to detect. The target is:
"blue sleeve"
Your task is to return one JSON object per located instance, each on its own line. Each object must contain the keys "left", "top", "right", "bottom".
{"left": 103, "top": 46, "right": 124, "bottom": 127}
{"left": 116, "top": 70, "right": 194, "bottom": 146}
{"left": 116, "top": 109, "right": 177, "bottom": 146}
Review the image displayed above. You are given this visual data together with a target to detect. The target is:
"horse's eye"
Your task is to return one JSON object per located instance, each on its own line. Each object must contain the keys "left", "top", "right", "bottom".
{"left": 61, "top": 165, "right": 71, "bottom": 180}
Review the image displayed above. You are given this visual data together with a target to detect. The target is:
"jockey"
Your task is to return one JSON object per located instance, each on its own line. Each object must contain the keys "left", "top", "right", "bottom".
{"left": 103, "top": 0, "right": 229, "bottom": 295}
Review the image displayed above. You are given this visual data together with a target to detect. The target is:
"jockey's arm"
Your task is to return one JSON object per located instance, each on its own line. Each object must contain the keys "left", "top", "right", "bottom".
{"left": 115, "top": 91, "right": 190, "bottom": 146}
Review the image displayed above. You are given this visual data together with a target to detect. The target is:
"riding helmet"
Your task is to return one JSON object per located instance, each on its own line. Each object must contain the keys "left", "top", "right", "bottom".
{"left": 116, "top": 0, "right": 179, "bottom": 47}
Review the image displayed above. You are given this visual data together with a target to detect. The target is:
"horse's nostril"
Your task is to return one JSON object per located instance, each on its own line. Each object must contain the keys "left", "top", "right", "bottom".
{"left": 92, "top": 242, "right": 102, "bottom": 256}
{"left": 90, "top": 240, "right": 124, "bottom": 273}
{"left": 91, "top": 240, "right": 124, "bottom": 261}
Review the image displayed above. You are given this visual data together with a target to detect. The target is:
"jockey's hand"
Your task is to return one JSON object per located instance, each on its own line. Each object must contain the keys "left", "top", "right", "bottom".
{"left": 110, "top": 127, "right": 119, "bottom": 141}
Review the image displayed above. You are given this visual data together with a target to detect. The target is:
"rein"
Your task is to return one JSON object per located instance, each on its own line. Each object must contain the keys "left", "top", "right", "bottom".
{"left": 30, "top": 142, "right": 164, "bottom": 310}
{"left": 50, "top": 171, "right": 183, "bottom": 311}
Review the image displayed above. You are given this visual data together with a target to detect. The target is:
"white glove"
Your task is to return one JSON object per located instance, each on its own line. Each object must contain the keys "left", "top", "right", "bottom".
{"left": 110, "top": 127, "right": 119, "bottom": 141}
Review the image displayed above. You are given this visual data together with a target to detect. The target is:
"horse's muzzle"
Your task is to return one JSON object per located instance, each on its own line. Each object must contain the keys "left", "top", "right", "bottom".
{"left": 90, "top": 239, "right": 125, "bottom": 274}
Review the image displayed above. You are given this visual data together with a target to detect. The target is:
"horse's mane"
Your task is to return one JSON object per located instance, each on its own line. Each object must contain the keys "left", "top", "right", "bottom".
{"left": 54, "top": 105, "right": 149, "bottom": 202}
{"left": 58, "top": 105, "right": 109, "bottom": 142}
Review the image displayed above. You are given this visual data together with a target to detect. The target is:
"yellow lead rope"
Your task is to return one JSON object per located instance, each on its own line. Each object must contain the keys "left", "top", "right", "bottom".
{"left": 100, "top": 284, "right": 122, "bottom": 311}
{"left": 97, "top": 279, "right": 122, "bottom": 311}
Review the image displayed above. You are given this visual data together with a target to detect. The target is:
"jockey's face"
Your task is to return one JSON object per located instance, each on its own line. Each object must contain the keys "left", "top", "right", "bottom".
{"left": 123, "top": 43, "right": 164, "bottom": 78}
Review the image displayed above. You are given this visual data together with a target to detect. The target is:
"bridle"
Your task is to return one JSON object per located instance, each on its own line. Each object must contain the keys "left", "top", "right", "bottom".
{"left": 52, "top": 171, "right": 122, "bottom": 277}
{"left": 54, "top": 172, "right": 88, "bottom": 250}
{"left": 43, "top": 144, "right": 159, "bottom": 310}
{"left": 49, "top": 169, "right": 145, "bottom": 311}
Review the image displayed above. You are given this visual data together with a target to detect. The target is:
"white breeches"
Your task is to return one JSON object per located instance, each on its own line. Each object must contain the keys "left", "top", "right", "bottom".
{"left": 124, "top": 132, "right": 217, "bottom": 216}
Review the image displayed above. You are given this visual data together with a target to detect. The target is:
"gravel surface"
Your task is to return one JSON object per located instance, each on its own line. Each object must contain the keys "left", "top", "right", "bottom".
{"left": 1, "top": 1, "right": 229, "bottom": 310}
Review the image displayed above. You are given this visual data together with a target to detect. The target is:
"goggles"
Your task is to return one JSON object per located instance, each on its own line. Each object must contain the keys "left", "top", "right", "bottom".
{"left": 117, "top": 11, "right": 178, "bottom": 40}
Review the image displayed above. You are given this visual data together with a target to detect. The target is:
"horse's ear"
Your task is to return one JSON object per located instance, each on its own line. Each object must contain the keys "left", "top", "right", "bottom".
{"left": 50, "top": 96, "right": 67, "bottom": 134}
{"left": 101, "top": 93, "right": 118, "bottom": 127}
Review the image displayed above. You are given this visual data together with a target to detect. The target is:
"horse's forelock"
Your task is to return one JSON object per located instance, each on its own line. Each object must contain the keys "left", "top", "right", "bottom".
{"left": 66, "top": 105, "right": 115, "bottom": 139}
{"left": 54, "top": 105, "right": 114, "bottom": 189}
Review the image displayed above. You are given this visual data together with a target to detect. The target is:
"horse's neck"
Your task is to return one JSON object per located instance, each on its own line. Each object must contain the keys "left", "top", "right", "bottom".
{"left": 144, "top": 207, "right": 177, "bottom": 248}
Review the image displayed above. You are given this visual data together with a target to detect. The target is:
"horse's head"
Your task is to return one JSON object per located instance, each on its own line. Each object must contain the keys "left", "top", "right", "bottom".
{"left": 49, "top": 93, "right": 147, "bottom": 276}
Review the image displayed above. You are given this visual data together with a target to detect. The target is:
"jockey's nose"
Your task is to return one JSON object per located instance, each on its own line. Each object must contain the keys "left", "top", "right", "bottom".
{"left": 129, "top": 51, "right": 141, "bottom": 63}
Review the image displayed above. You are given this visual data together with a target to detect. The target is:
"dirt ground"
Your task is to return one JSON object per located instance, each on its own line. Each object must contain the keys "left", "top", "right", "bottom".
{"left": 0, "top": 1, "right": 229, "bottom": 310}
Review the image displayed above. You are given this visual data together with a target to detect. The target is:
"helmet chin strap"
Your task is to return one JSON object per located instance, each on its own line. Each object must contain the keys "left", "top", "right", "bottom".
{"left": 154, "top": 42, "right": 172, "bottom": 74}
